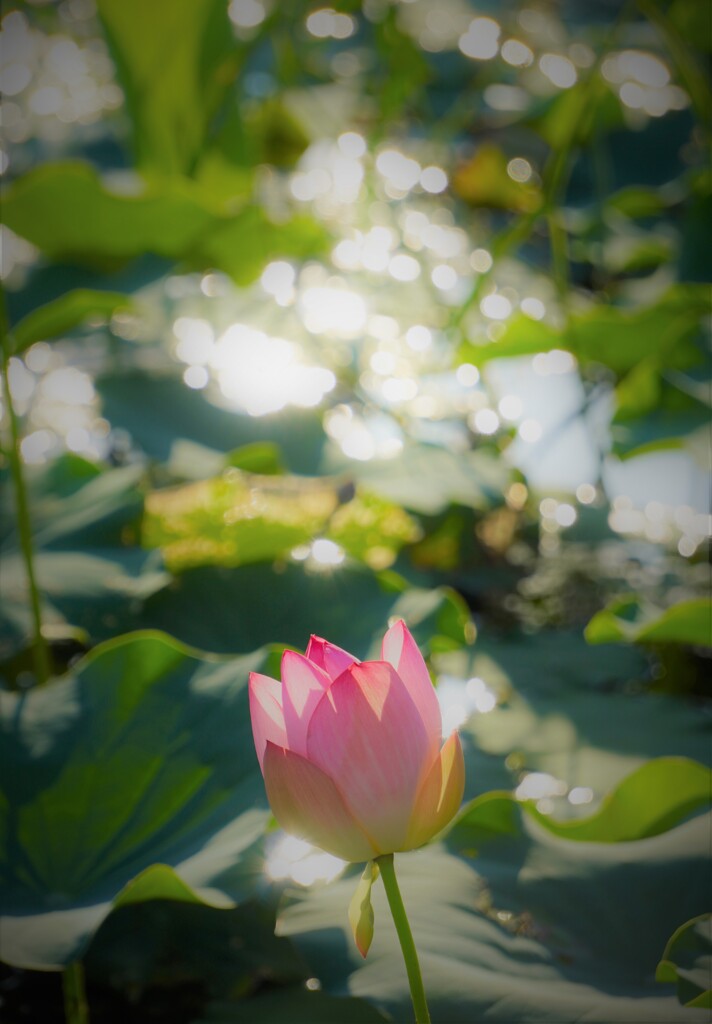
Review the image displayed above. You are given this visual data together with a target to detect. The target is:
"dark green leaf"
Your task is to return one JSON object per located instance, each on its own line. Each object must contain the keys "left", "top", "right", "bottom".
{"left": 0, "top": 458, "right": 168, "bottom": 662}
{"left": 85, "top": 889, "right": 306, "bottom": 1002}
{"left": 0, "top": 631, "right": 272, "bottom": 968}
{"left": 202, "top": 988, "right": 389, "bottom": 1023}
{"left": 138, "top": 561, "right": 471, "bottom": 657}
{"left": 97, "top": 371, "right": 328, "bottom": 475}
{"left": 11, "top": 289, "right": 134, "bottom": 353}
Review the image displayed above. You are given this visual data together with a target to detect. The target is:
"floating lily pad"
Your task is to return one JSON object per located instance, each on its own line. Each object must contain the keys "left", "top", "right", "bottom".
{"left": 0, "top": 631, "right": 272, "bottom": 968}
{"left": 138, "top": 561, "right": 471, "bottom": 658}
{"left": 278, "top": 810, "right": 711, "bottom": 1023}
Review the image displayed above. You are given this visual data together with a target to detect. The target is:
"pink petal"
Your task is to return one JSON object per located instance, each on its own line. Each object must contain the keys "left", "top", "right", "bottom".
{"left": 382, "top": 619, "right": 441, "bottom": 761}
{"left": 306, "top": 661, "right": 431, "bottom": 854}
{"left": 248, "top": 672, "right": 287, "bottom": 773}
{"left": 305, "top": 635, "right": 358, "bottom": 681}
{"left": 263, "top": 742, "right": 377, "bottom": 862}
{"left": 405, "top": 731, "right": 465, "bottom": 850}
{"left": 281, "top": 650, "right": 331, "bottom": 758}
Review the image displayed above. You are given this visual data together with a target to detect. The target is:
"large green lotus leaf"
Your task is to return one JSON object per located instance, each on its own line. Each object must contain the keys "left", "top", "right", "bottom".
{"left": 611, "top": 386, "right": 711, "bottom": 460}
{"left": 143, "top": 473, "right": 418, "bottom": 572}
{"left": 0, "top": 455, "right": 143, "bottom": 550}
{"left": 433, "top": 631, "right": 710, "bottom": 801}
{"left": 1, "top": 163, "right": 214, "bottom": 261}
{"left": 568, "top": 289, "right": 707, "bottom": 377}
{"left": 96, "top": 0, "right": 239, "bottom": 177}
{"left": 96, "top": 371, "right": 328, "bottom": 475}
{"left": 0, "top": 632, "right": 272, "bottom": 969}
{"left": 340, "top": 443, "right": 511, "bottom": 515}
{"left": 657, "top": 914, "right": 712, "bottom": 1008}
{"left": 454, "top": 757, "right": 711, "bottom": 845}
{"left": 137, "top": 561, "right": 470, "bottom": 658}
{"left": 197, "top": 206, "right": 329, "bottom": 287}
{"left": 0, "top": 163, "right": 326, "bottom": 285}
{"left": 10, "top": 289, "right": 134, "bottom": 355}
{"left": 0, "top": 548, "right": 168, "bottom": 659}
{"left": 277, "top": 813, "right": 711, "bottom": 1023}
{"left": 142, "top": 474, "right": 337, "bottom": 571}
{"left": 586, "top": 597, "right": 711, "bottom": 648}
{"left": 82, "top": 875, "right": 387, "bottom": 1021}
{"left": 461, "top": 285, "right": 708, "bottom": 375}
{"left": 84, "top": 886, "right": 307, "bottom": 1004}
{"left": 0, "top": 458, "right": 168, "bottom": 662}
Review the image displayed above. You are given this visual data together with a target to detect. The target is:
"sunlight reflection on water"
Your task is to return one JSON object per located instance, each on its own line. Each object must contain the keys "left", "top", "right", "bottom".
{"left": 265, "top": 834, "right": 346, "bottom": 886}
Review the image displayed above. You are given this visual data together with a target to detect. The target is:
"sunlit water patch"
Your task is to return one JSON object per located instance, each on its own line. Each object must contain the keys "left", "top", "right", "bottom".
{"left": 265, "top": 834, "right": 346, "bottom": 886}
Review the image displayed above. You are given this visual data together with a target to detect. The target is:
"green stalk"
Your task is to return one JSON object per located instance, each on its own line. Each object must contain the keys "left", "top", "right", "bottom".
{"left": 637, "top": 0, "right": 711, "bottom": 133}
{"left": 449, "top": 0, "right": 636, "bottom": 340}
{"left": 0, "top": 289, "right": 51, "bottom": 685}
{"left": 377, "top": 854, "right": 431, "bottom": 1024}
{"left": 62, "top": 961, "right": 90, "bottom": 1024}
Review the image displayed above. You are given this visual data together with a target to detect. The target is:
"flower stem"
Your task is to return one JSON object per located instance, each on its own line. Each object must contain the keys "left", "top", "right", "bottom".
{"left": 0, "top": 289, "right": 51, "bottom": 685}
{"left": 377, "top": 853, "right": 431, "bottom": 1024}
{"left": 62, "top": 961, "right": 89, "bottom": 1024}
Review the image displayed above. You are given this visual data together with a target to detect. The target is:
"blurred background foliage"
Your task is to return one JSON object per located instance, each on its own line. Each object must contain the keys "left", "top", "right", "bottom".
{"left": 0, "top": 0, "right": 710, "bottom": 1021}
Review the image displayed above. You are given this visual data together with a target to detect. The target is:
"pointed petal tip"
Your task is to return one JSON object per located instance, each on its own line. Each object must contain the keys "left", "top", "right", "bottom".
{"left": 264, "top": 738, "right": 286, "bottom": 756}
{"left": 405, "top": 729, "right": 465, "bottom": 850}
{"left": 280, "top": 647, "right": 299, "bottom": 673}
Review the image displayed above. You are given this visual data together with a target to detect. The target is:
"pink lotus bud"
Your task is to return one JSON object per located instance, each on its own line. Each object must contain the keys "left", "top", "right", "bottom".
{"left": 249, "top": 620, "right": 465, "bottom": 862}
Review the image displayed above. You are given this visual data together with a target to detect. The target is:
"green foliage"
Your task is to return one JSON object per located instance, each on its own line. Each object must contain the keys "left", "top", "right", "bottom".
{"left": 0, "top": 456, "right": 167, "bottom": 660}
{"left": 0, "top": 631, "right": 271, "bottom": 968}
{"left": 657, "top": 914, "right": 712, "bottom": 1008}
{"left": 353, "top": 444, "right": 511, "bottom": 515}
{"left": 10, "top": 289, "right": 134, "bottom": 353}
{"left": 462, "top": 285, "right": 708, "bottom": 375}
{"left": 1, "top": 162, "right": 327, "bottom": 283}
{"left": 453, "top": 143, "right": 541, "bottom": 212}
{"left": 586, "top": 597, "right": 711, "bottom": 648}
{"left": 1, "top": 0, "right": 710, "bottom": 1020}
{"left": 279, "top": 815, "right": 711, "bottom": 1023}
{"left": 452, "top": 757, "right": 711, "bottom": 844}
{"left": 143, "top": 471, "right": 419, "bottom": 571}
{"left": 96, "top": 0, "right": 240, "bottom": 177}
{"left": 138, "top": 561, "right": 472, "bottom": 658}
{"left": 143, "top": 472, "right": 337, "bottom": 571}
{"left": 2, "top": 162, "right": 216, "bottom": 260}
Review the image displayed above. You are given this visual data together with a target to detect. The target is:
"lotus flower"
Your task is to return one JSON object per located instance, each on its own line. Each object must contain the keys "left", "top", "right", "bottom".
{"left": 249, "top": 620, "right": 465, "bottom": 862}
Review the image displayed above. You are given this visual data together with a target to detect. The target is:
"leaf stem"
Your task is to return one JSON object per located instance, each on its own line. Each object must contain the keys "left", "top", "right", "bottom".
{"left": 62, "top": 961, "right": 90, "bottom": 1024}
{"left": 377, "top": 853, "right": 431, "bottom": 1024}
{"left": 0, "top": 288, "right": 51, "bottom": 685}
